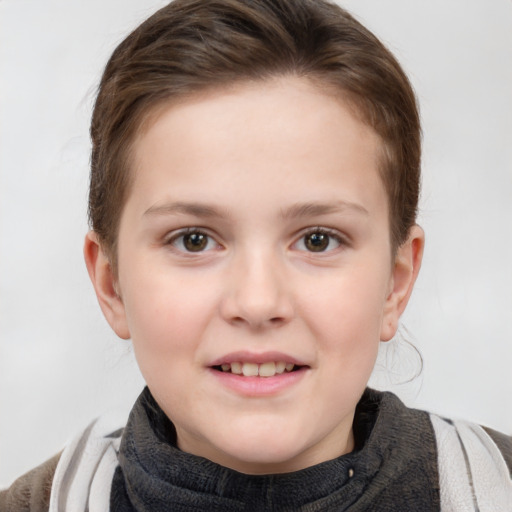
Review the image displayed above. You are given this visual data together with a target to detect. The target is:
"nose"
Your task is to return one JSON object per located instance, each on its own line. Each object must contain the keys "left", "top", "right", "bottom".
{"left": 220, "top": 249, "right": 294, "bottom": 330}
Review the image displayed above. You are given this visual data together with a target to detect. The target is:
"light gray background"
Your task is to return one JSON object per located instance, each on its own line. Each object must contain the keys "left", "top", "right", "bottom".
{"left": 1, "top": 0, "right": 511, "bottom": 486}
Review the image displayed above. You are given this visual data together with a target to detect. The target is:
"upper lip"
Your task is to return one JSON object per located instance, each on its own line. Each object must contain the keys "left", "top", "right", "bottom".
{"left": 208, "top": 351, "right": 309, "bottom": 367}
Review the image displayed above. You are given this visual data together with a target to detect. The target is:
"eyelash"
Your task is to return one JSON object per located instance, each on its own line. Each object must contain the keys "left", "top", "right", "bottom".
{"left": 293, "top": 227, "right": 346, "bottom": 253}
{"left": 164, "top": 226, "right": 347, "bottom": 255}
{"left": 164, "top": 228, "right": 220, "bottom": 254}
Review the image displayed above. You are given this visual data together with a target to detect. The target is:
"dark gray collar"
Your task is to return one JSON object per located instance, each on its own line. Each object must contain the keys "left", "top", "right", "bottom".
{"left": 111, "top": 387, "right": 440, "bottom": 511}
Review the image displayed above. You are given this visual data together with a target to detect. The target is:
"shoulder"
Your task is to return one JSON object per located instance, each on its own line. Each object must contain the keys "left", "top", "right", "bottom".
{"left": 429, "top": 413, "right": 512, "bottom": 511}
{"left": 0, "top": 453, "right": 61, "bottom": 512}
{"left": 0, "top": 412, "right": 125, "bottom": 512}
{"left": 481, "top": 425, "right": 512, "bottom": 474}
{"left": 48, "top": 412, "right": 125, "bottom": 512}
{"left": 368, "top": 390, "right": 512, "bottom": 510}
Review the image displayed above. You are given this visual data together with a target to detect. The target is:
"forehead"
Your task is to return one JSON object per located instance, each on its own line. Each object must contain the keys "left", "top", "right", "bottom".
{"left": 134, "top": 76, "right": 381, "bottom": 158}
{"left": 127, "top": 76, "right": 387, "bottom": 219}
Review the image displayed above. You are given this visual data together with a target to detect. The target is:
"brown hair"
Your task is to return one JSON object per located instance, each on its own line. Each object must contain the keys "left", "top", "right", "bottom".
{"left": 89, "top": 0, "right": 421, "bottom": 267}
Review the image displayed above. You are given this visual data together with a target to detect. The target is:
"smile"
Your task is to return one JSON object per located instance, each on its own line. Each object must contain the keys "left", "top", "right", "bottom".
{"left": 212, "top": 361, "right": 301, "bottom": 377}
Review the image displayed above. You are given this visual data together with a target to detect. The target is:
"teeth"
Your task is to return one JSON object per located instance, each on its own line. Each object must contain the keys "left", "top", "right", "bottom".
{"left": 242, "top": 362, "right": 259, "bottom": 377}
{"left": 218, "top": 361, "right": 297, "bottom": 377}
{"left": 275, "top": 361, "right": 286, "bottom": 374}
{"left": 231, "top": 362, "right": 243, "bottom": 375}
{"left": 258, "top": 361, "right": 276, "bottom": 377}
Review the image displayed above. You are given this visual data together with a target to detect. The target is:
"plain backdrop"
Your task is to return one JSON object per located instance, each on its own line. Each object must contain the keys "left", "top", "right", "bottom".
{"left": 1, "top": 0, "right": 511, "bottom": 486}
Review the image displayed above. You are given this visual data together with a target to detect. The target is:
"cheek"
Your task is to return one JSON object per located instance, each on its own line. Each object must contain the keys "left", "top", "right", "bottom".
{"left": 121, "top": 274, "right": 215, "bottom": 404}
{"left": 302, "top": 265, "right": 390, "bottom": 351}
{"left": 121, "top": 268, "right": 220, "bottom": 357}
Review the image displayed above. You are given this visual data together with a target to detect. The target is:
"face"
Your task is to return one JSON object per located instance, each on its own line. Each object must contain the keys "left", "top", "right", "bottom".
{"left": 86, "top": 76, "right": 422, "bottom": 474}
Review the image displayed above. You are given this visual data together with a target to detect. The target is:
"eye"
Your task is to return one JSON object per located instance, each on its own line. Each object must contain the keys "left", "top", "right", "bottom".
{"left": 294, "top": 228, "right": 343, "bottom": 253}
{"left": 167, "top": 229, "right": 219, "bottom": 253}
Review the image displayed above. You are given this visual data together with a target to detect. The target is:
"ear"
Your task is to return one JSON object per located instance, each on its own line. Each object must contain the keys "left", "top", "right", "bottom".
{"left": 380, "top": 225, "right": 424, "bottom": 341}
{"left": 83, "top": 231, "right": 131, "bottom": 339}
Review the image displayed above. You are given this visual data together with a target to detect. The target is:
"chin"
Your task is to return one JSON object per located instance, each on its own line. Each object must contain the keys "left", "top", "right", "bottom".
{"left": 210, "top": 431, "right": 317, "bottom": 474}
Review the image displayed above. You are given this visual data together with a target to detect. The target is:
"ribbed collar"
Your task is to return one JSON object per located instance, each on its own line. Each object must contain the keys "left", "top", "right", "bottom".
{"left": 112, "top": 387, "right": 439, "bottom": 511}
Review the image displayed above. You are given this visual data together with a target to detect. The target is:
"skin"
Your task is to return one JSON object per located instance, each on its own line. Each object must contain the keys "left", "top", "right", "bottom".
{"left": 85, "top": 76, "right": 423, "bottom": 475}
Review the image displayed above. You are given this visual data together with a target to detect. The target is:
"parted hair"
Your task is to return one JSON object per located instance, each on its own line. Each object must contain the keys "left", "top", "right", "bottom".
{"left": 89, "top": 0, "right": 421, "bottom": 267}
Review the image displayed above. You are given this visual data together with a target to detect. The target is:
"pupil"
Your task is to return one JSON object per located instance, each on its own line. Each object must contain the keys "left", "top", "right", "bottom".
{"left": 306, "top": 233, "right": 328, "bottom": 252}
{"left": 184, "top": 233, "right": 207, "bottom": 251}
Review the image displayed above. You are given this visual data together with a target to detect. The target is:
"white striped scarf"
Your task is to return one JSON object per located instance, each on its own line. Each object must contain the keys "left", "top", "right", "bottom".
{"left": 430, "top": 415, "right": 512, "bottom": 512}
{"left": 49, "top": 412, "right": 124, "bottom": 512}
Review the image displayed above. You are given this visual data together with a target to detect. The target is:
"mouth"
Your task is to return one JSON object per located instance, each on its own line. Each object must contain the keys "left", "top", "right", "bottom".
{"left": 211, "top": 361, "right": 306, "bottom": 378}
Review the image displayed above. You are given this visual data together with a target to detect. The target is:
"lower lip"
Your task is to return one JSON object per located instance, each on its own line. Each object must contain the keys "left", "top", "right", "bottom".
{"left": 208, "top": 367, "right": 308, "bottom": 396}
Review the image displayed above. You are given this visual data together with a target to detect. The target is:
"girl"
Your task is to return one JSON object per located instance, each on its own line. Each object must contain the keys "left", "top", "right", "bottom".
{"left": 1, "top": 1, "right": 510, "bottom": 510}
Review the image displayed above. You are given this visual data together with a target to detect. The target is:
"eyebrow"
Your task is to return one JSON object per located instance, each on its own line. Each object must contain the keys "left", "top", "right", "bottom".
{"left": 280, "top": 200, "right": 369, "bottom": 219}
{"left": 143, "top": 199, "right": 369, "bottom": 220}
{"left": 144, "top": 201, "right": 230, "bottom": 219}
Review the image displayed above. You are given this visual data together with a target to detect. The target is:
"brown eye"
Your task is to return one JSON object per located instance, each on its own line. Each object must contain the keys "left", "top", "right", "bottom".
{"left": 295, "top": 229, "right": 343, "bottom": 253}
{"left": 169, "top": 230, "right": 219, "bottom": 254}
{"left": 304, "top": 232, "right": 329, "bottom": 252}
{"left": 183, "top": 232, "right": 208, "bottom": 252}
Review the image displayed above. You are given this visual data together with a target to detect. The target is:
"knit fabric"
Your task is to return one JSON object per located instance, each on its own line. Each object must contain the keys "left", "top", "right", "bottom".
{"left": 110, "top": 387, "right": 440, "bottom": 511}
{"left": 0, "top": 453, "right": 60, "bottom": 512}
{"left": 4, "top": 387, "right": 511, "bottom": 511}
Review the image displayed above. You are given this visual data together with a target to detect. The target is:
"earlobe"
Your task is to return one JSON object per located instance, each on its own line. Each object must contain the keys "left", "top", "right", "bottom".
{"left": 380, "top": 225, "right": 424, "bottom": 341}
{"left": 83, "top": 231, "right": 131, "bottom": 340}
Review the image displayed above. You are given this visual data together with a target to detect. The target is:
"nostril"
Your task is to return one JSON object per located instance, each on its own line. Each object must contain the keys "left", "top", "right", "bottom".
{"left": 228, "top": 316, "right": 286, "bottom": 328}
